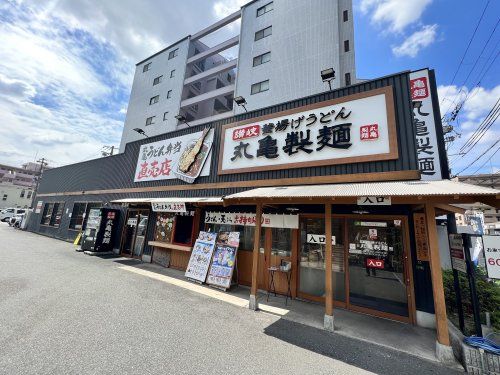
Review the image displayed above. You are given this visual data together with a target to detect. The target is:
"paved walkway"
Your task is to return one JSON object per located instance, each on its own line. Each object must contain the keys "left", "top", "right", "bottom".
{"left": 0, "top": 223, "right": 461, "bottom": 374}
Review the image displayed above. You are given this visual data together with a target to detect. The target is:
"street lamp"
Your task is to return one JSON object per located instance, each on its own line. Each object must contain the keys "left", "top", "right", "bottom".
{"left": 321, "top": 68, "right": 336, "bottom": 90}
{"left": 133, "top": 128, "right": 149, "bottom": 138}
{"left": 175, "top": 114, "right": 191, "bottom": 127}
{"left": 233, "top": 96, "right": 248, "bottom": 112}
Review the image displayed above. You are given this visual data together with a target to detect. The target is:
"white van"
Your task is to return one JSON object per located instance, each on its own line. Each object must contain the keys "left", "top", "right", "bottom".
{"left": 0, "top": 208, "right": 26, "bottom": 222}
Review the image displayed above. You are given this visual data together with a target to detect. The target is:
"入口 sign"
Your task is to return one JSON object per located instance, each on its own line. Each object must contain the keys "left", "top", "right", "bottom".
{"left": 357, "top": 196, "right": 391, "bottom": 206}
{"left": 366, "top": 258, "right": 385, "bottom": 269}
{"left": 152, "top": 202, "right": 186, "bottom": 213}
{"left": 307, "top": 234, "right": 336, "bottom": 245}
{"left": 483, "top": 235, "right": 500, "bottom": 280}
{"left": 219, "top": 88, "right": 397, "bottom": 174}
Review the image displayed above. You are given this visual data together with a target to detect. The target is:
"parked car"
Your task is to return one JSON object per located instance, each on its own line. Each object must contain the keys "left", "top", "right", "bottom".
{"left": 8, "top": 213, "right": 25, "bottom": 228}
{"left": 0, "top": 208, "right": 26, "bottom": 222}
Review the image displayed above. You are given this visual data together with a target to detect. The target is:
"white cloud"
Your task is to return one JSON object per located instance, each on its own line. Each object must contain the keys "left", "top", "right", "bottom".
{"left": 213, "top": 0, "right": 247, "bottom": 19}
{"left": 392, "top": 24, "right": 437, "bottom": 57}
{"left": 360, "top": 0, "right": 433, "bottom": 32}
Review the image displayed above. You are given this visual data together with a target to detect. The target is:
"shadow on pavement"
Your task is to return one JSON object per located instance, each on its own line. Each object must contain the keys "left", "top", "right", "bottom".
{"left": 263, "top": 319, "right": 460, "bottom": 375}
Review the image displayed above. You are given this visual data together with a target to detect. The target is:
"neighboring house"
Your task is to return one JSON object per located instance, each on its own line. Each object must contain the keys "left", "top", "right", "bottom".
{"left": 0, "top": 162, "right": 46, "bottom": 209}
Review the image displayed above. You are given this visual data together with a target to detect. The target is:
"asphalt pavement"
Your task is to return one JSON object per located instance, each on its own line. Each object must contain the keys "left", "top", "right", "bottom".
{"left": 0, "top": 223, "right": 461, "bottom": 374}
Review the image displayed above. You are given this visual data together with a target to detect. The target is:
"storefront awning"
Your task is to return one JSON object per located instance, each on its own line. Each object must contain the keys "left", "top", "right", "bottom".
{"left": 223, "top": 180, "right": 500, "bottom": 206}
{"left": 111, "top": 197, "right": 223, "bottom": 204}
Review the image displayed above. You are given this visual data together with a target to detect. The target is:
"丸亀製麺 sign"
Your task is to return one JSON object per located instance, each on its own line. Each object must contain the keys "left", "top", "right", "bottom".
{"left": 357, "top": 196, "right": 391, "bottom": 206}
{"left": 413, "top": 213, "right": 429, "bottom": 261}
{"left": 204, "top": 212, "right": 299, "bottom": 229}
{"left": 410, "top": 69, "right": 443, "bottom": 180}
{"left": 134, "top": 129, "right": 214, "bottom": 183}
{"left": 152, "top": 202, "right": 186, "bottom": 213}
{"left": 219, "top": 88, "right": 397, "bottom": 174}
{"left": 449, "top": 234, "right": 466, "bottom": 273}
{"left": 483, "top": 235, "right": 500, "bottom": 280}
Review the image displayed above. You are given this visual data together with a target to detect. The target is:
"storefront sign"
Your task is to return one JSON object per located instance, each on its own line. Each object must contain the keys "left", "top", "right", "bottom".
{"left": 410, "top": 69, "right": 443, "bottom": 180}
{"left": 204, "top": 212, "right": 299, "bottom": 229}
{"left": 483, "top": 235, "right": 500, "bottom": 280}
{"left": 219, "top": 88, "right": 397, "bottom": 174}
{"left": 102, "top": 218, "right": 114, "bottom": 245}
{"left": 355, "top": 221, "right": 388, "bottom": 227}
{"left": 207, "top": 232, "right": 240, "bottom": 289}
{"left": 366, "top": 258, "right": 385, "bottom": 269}
{"left": 449, "top": 234, "right": 467, "bottom": 273}
{"left": 185, "top": 231, "right": 217, "bottom": 283}
{"left": 134, "top": 128, "right": 214, "bottom": 183}
{"left": 151, "top": 202, "right": 186, "bottom": 213}
{"left": 127, "top": 218, "right": 137, "bottom": 226}
{"left": 307, "top": 234, "right": 336, "bottom": 245}
{"left": 35, "top": 201, "right": 43, "bottom": 214}
{"left": 357, "top": 196, "right": 391, "bottom": 206}
{"left": 413, "top": 213, "right": 429, "bottom": 261}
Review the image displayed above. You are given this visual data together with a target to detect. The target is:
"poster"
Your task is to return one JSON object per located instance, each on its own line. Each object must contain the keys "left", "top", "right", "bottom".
{"left": 413, "top": 213, "right": 430, "bottom": 261}
{"left": 483, "top": 235, "right": 500, "bottom": 280}
{"left": 449, "top": 234, "right": 467, "bottom": 273}
{"left": 185, "top": 231, "right": 217, "bottom": 282}
{"left": 204, "top": 212, "right": 299, "bottom": 229}
{"left": 206, "top": 232, "right": 240, "bottom": 289}
{"left": 35, "top": 201, "right": 43, "bottom": 214}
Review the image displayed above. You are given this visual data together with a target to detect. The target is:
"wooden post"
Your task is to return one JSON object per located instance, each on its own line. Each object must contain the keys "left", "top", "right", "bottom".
{"left": 249, "top": 203, "right": 262, "bottom": 310}
{"left": 324, "top": 203, "right": 334, "bottom": 331}
{"left": 425, "top": 203, "right": 451, "bottom": 348}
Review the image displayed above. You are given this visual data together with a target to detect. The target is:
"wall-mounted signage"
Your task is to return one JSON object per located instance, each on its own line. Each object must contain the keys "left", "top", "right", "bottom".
{"left": 219, "top": 88, "right": 398, "bottom": 174}
{"left": 134, "top": 128, "right": 213, "bottom": 183}
{"left": 410, "top": 69, "right": 443, "bottom": 180}
{"left": 449, "top": 234, "right": 467, "bottom": 273}
{"left": 127, "top": 218, "right": 138, "bottom": 226}
{"left": 366, "top": 258, "right": 385, "bottom": 269}
{"left": 483, "top": 235, "right": 500, "bottom": 280}
{"left": 35, "top": 201, "right": 43, "bottom": 214}
{"left": 307, "top": 234, "right": 336, "bottom": 245}
{"left": 357, "top": 196, "right": 391, "bottom": 206}
{"left": 204, "top": 212, "right": 299, "bottom": 229}
{"left": 413, "top": 213, "right": 429, "bottom": 261}
{"left": 152, "top": 202, "right": 186, "bottom": 213}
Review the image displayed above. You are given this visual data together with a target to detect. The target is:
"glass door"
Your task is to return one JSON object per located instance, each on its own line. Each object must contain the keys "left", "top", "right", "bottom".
{"left": 121, "top": 210, "right": 139, "bottom": 256}
{"left": 347, "top": 218, "right": 409, "bottom": 318}
{"left": 133, "top": 211, "right": 149, "bottom": 258}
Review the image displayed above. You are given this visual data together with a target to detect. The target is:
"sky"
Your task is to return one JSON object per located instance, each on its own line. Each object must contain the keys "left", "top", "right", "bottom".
{"left": 0, "top": 0, "right": 498, "bottom": 176}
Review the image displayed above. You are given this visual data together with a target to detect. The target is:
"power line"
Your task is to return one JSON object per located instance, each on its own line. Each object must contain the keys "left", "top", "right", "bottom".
{"left": 471, "top": 144, "right": 500, "bottom": 174}
{"left": 454, "top": 137, "right": 500, "bottom": 175}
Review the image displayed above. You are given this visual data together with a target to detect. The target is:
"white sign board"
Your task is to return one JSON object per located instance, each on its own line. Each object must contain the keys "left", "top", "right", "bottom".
{"left": 449, "top": 234, "right": 467, "bottom": 273}
{"left": 483, "top": 235, "right": 500, "bottom": 280}
{"left": 410, "top": 69, "right": 443, "bottom": 180}
{"left": 35, "top": 201, "right": 43, "bottom": 214}
{"left": 307, "top": 234, "right": 336, "bottom": 245}
{"left": 357, "top": 196, "right": 391, "bottom": 206}
{"left": 151, "top": 202, "right": 186, "bottom": 213}
{"left": 185, "top": 231, "right": 217, "bottom": 282}
{"left": 219, "top": 90, "right": 397, "bottom": 174}
{"left": 204, "top": 212, "right": 299, "bottom": 229}
{"left": 134, "top": 129, "right": 213, "bottom": 183}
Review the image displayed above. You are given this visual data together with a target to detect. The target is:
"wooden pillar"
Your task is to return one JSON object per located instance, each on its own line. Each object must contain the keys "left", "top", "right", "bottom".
{"left": 324, "top": 203, "right": 334, "bottom": 331}
{"left": 425, "top": 203, "right": 450, "bottom": 346}
{"left": 249, "top": 203, "right": 262, "bottom": 310}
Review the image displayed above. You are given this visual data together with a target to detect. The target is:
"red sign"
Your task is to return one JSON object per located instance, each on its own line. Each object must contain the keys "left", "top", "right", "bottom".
{"left": 360, "top": 124, "right": 379, "bottom": 141}
{"left": 410, "top": 77, "right": 429, "bottom": 100}
{"left": 232, "top": 125, "right": 260, "bottom": 141}
{"left": 366, "top": 258, "right": 385, "bottom": 269}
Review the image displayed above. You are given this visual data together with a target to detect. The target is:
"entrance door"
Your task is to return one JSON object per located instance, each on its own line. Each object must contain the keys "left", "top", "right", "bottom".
{"left": 347, "top": 218, "right": 410, "bottom": 320}
{"left": 121, "top": 209, "right": 150, "bottom": 258}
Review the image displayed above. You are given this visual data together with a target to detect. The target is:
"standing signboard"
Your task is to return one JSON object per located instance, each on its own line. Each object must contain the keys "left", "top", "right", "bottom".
{"left": 207, "top": 232, "right": 240, "bottom": 290}
{"left": 185, "top": 232, "right": 217, "bottom": 283}
{"left": 449, "top": 234, "right": 467, "bottom": 273}
{"left": 483, "top": 235, "right": 500, "bottom": 280}
{"left": 410, "top": 69, "right": 443, "bottom": 180}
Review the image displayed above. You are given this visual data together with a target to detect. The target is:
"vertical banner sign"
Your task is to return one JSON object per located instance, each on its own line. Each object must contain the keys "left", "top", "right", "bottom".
{"left": 413, "top": 213, "right": 430, "bottom": 261}
{"left": 207, "top": 232, "right": 240, "bottom": 290}
{"left": 185, "top": 231, "right": 217, "bottom": 283}
{"left": 449, "top": 234, "right": 467, "bottom": 273}
{"left": 410, "top": 69, "right": 443, "bottom": 180}
{"left": 482, "top": 235, "right": 500, "bottom": 280}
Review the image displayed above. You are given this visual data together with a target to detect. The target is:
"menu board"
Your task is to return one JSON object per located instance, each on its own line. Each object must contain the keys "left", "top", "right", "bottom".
{"left": 413, "top": 213, "right": 430, "bottom": 261}
{"left": 154, "top": 213, "right": 175, "bottom": 243}
{"left": 185, "top": 231, "right": 217, "bottom": 282}
{"left": 206, "top": 232, "right": 240, "bottom": 290}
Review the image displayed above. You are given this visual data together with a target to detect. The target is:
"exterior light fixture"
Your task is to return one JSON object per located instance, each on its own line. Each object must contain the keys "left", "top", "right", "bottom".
{"left": 233, "top": 96, "right": 248, "bottom": 112}
{"left": 133, "top": 128, "right": 149, "bottom": 138}
{"left": 321, "top": 68, "right": 336, "bottom": 90}
{"left": 175, "top": 114, "right": 191, "bottom": 127}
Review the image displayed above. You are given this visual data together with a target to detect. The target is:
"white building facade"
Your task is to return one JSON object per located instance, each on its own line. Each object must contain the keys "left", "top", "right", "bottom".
{"left": 119, "top": 0, "right": 356, "bottom": 151}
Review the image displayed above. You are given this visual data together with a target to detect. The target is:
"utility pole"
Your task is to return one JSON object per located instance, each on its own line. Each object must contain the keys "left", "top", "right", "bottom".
{"left": 101, "top": 145, "right": 116, "bottom": 157}
{"left": 31, "top": 158, "right": 48, "bottom": 207}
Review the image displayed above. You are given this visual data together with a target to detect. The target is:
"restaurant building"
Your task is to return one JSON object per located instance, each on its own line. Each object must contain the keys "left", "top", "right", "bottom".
{"left": 28, "top": 69, "right": 499, "bottom": 362}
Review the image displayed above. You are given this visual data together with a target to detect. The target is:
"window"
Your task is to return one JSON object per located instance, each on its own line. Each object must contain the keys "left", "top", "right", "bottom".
{"left": 170, "top": 69, "right": 175, "bottom": 78}
{"left": 2, "top": 194, "right": 7, "bottom": 201}
{"left": 343, "top": 10, "right": 348, "bottom": 22}
{"left": 69, "top": 202, "right": 100, "bottom": 230}
{"left": 345, "top": 72, "right": 351, "bottom": 86}
{"left": 153, "top": 75, "right": 163, "bottom": 85}
{"left": 168, "top": 48, "right": 178, "bottom": 59}
{"left": 149, "top": 95, "right": 159, "bottom": 105}
{"left": 50, "top": 202, "right": 64, "bottom": 227}
{"left": 41, "top": 203, "right": 54, "bottom": 225}
{"left": 20, "top": 189, "right": 25, "bottom": 198}
{"left": 143, "top": 62, "right": 151, "bottom": 72}
{"left": 163, "top": 112, "right": 168, "bottom": 121}
{"left": 173, "top": 215, "right": 195, "bottom": 245}
{"left": 253, "top": 51, "right": 271, "bottom": 67}
{"left": 344, "top": 40, "right": 350, "bottom": 52}
{"left": 167, "top": 90, "right": 172, "bottom": 99}
{"left": 255, "top": 26, "right": 272, "bottom": 41}
{"left": 27, "top": 191, "right": 32, "bottom": 199}
{"left": 154, "top": 212, "right": 195, "bottom": 246}
{"left": 146, "top": 116, "right": 155, "bottom": 126}
{"left": 227, "top": 73, "right": 232, "bottom": 83}
{"left": 257, "top": 2, "right": 273, "bottom": 17}
{"left": 251, "top": 79, "right": 269, "bottom": 94}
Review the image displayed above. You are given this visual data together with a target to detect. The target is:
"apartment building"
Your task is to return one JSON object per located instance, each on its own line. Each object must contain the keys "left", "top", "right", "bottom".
{"left": 0, "top": 162, "right": 44, "bottom": 208}
{"left": 119, "top": 0, "right": 356, "bottom": 151}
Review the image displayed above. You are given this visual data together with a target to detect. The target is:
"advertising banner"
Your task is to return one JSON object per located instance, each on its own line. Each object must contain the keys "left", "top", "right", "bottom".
{"left": 449, "top": 234, "right": 467, "bottom": 273}
{"left": 185, "top": 231, "right": 217, "bottom": 283}
{"left": 134, "top": 128, "right": 213, "bottom": 183}
{"left": 204, "top": 212, "right": 299, "bottom": 229}
{"left": 219, "top": 88, "right": 398, "bottom": 174}
{"left": 206, "top": 232, "right": 240, "bottom": 289}
{"left": 410, "top": 69, "right": 443, "bottom": 180}
{"left": 483, "top": 235, "right": 500, "bottom": 280}
{"left": 151, "top": 202, "right": 186, "bottom": 213}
